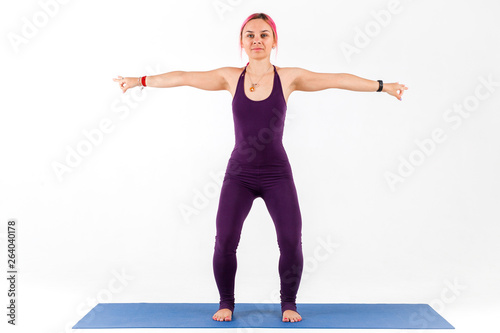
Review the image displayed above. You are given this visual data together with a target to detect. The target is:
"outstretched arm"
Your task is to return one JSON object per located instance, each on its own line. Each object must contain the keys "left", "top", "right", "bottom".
{"left": 290, "top": 67, "right": 408, "bottom": 101}
{"left": 113, "top": 67, "right": 230, "bottom": 94}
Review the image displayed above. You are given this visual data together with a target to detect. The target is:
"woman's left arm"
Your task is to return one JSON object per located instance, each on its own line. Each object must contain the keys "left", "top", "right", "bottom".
{"left": 291, "top": 67, "right": 408, "bottom": 101}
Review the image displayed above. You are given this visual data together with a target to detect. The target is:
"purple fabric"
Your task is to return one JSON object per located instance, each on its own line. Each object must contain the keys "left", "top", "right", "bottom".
{"left": 213, "top": 64, "right": 303, "bottom": 315}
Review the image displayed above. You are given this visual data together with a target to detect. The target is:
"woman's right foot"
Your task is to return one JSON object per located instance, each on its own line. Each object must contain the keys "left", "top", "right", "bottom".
{"left": 213, "top": 308, "right": 232, "bottom": 321}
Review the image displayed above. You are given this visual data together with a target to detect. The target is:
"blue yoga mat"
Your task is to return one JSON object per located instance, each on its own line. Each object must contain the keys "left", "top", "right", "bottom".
{"left": 73, "top": 302, "right": 454, "bottom": 329}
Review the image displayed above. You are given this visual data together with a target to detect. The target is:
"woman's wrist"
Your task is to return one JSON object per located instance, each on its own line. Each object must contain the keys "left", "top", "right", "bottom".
{"left": 133, "top": 76, "right": 147, "bottom": 90}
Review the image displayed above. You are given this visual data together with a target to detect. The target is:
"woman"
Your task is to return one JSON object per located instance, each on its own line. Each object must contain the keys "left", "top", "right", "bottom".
{"left": 113, "top": 12, "right": 408, "bottom": 324}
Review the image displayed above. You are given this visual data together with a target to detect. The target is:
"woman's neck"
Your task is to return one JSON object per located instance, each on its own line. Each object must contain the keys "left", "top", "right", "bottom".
{"left": 246, "top": 60, "right": 273, "bottom": 75}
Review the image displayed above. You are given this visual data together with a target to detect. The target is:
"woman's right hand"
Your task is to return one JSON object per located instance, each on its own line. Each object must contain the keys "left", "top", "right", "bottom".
{"left": 112, "top": 76, "right": 138, "bottom": 93}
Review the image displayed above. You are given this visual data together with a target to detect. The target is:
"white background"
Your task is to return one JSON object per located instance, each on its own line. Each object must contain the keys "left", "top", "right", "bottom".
{"left": 1, "top": 0, "right": 499, "bottom": 332}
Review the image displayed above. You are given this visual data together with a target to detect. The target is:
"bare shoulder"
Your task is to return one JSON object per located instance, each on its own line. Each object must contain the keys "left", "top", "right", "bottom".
{"left": 275, "top": 66, "right": 302, "bottom": 72}
{"left": 275, "top": 66, "right": 309, "bottom": 92}
{"left": 221, "top": 66, "right": 246, "bottom": 96}
{"left": 275, "top": 66, "right": 306, "bottom": 75}
{"left": 217, "top": 66, "right": 245, "bottom": 76}
{"left": 203, "top": 66, "right": 244, "bottom": 79}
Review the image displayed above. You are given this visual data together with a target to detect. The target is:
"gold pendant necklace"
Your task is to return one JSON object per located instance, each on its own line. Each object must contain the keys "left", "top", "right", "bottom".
{"left": 247, "top": 64, "right": 272, "bottom": 92}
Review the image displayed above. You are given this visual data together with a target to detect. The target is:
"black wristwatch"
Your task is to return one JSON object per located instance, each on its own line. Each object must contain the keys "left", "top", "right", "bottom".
{"left": 376, "top": 80, "right": 383, "bottom": 92}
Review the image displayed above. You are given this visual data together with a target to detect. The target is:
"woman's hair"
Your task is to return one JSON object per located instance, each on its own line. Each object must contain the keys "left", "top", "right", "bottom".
{"left": 239, "top": 13, "right": 278, "bottom": 61}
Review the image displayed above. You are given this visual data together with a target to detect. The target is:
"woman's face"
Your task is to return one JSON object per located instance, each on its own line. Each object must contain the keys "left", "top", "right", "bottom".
{"left": 241, "top": 19, "right": 276, "bottom": 60}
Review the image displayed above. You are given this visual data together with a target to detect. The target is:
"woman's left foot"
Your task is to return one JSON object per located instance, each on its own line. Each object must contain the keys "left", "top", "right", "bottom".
{"left": 282, "top": 310, "right": 302, "bottom": 322}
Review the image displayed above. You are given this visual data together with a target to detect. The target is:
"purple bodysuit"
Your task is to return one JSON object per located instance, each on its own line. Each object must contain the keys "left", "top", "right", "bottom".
{"left": 213, "top": 64, "right": 303, "bottom": 316}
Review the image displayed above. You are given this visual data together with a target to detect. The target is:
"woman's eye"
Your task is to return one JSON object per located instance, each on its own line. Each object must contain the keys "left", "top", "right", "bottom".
{"left": 246, "top": 34, "right": 267, "bottom": 38}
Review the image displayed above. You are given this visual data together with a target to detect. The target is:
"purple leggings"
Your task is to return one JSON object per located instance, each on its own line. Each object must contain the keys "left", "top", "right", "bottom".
{"left": 213, "top": 160, "right": 303, "bottom": 315}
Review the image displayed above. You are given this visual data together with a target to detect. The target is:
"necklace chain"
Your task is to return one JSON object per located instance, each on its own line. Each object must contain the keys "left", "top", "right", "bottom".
{"left": 246, "top": 64, "right": 273, "bottom": 92}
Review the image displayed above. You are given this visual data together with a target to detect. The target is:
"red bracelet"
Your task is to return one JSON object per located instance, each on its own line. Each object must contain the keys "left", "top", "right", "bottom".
{"left": 141, "top": 76, "right": 147, "bottom": 87}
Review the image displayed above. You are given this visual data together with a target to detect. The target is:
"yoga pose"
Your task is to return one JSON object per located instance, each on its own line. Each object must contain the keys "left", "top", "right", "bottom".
{"left": 113, "top": 12, "right": 408, "bottom": 324}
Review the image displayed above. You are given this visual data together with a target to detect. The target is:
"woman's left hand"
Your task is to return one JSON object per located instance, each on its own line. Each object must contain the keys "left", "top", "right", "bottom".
{"left": 384, "top": 82, "right": 408, "bottom": 101}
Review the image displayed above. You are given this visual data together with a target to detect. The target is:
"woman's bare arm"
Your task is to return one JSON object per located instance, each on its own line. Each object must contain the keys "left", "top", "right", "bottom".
{"left": 147, "top": 67, "right": 230, "bottom": 90}
{"left": 113, "top": 67, "right": 230, "bottom": 93}
{"left": 289, "top": 67, "right": 408, "bottom": 100}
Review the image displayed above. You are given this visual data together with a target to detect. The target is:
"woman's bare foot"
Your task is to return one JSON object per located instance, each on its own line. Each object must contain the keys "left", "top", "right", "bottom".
{"left": 282, "top": 309, "right": 302, "bottom": 322}
{"left": 213, "top": 308, "right": 232, "bottom": 321}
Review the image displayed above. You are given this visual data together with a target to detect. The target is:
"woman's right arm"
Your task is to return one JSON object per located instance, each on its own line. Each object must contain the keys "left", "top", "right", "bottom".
{"left": 113, "top": 67, "right": 230, "bottom": 93}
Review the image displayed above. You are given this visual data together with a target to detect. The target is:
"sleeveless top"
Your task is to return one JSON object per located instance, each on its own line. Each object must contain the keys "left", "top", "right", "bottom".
{"left": 229, "top": 64, "right": 289, "bottom": 167}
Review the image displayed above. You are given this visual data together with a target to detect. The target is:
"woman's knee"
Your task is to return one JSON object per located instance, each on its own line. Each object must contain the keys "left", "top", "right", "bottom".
{"left": 214, "top": 234, "right": 241, "bottom": 255}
